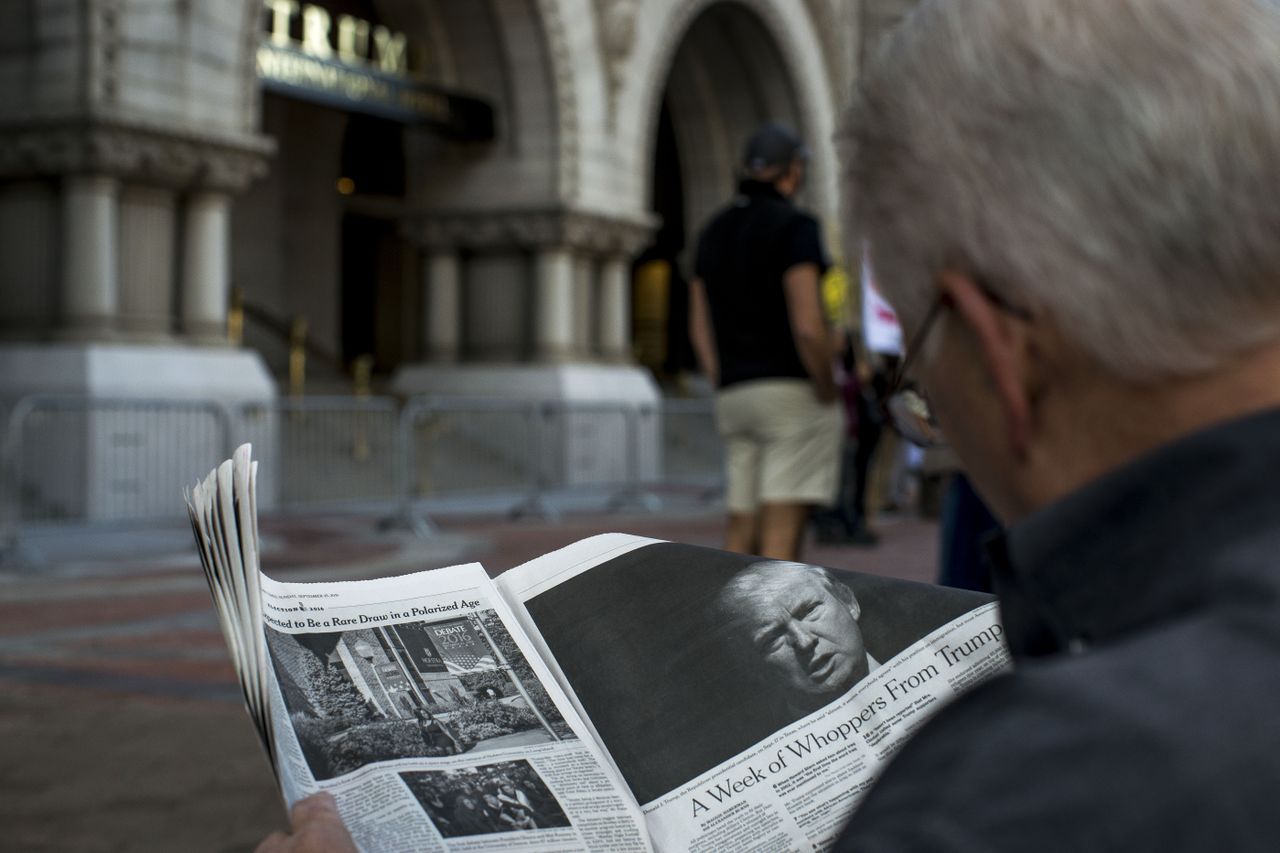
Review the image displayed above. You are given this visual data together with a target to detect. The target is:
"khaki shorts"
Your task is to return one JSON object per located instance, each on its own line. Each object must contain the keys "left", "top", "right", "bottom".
{"left": 715, "top": 379, "right": 844, "bottom": 513}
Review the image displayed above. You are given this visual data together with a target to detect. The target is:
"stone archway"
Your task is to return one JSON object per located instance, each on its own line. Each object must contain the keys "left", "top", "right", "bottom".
{"left": 660, "top": 2, "right": 809, "bottom": 255}
{"left": 630, "top": 0, "right": 835, "bottom": 375}
{"left": 620, "top": 0, "right": 842, "bottom": 238}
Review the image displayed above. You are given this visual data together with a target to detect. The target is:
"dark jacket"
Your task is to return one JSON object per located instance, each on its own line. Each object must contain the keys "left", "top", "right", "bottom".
{"left": 836, "top": 407, "right": 1280, "bottom": 852}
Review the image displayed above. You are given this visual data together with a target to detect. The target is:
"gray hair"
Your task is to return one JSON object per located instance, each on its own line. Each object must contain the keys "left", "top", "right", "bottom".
{"left": 848, "top": 0, "right": 1280, "bottom": 380}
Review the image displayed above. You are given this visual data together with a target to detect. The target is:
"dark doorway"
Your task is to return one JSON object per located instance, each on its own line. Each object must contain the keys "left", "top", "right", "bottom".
{"left": 340, "top": 214, "right": 397, "bottom": 365}
{"left": 634, "top": 99, "right": 695, "bottom": 377}
{"left": 338, "top": 113, "right": 409, "bottom": 370}
{"left": 642, "top": 2, "right": 808, "bottom": 384}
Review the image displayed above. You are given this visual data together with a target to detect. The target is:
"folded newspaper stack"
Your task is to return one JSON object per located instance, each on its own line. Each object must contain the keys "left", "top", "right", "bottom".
{"left": 187, "top": 445, "right": 1010, "bottom": 852}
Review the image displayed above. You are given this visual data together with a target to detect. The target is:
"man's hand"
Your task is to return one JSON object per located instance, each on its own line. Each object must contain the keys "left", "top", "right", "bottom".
{"left": 256, "top": 792, "right": 358, "bottom": 853}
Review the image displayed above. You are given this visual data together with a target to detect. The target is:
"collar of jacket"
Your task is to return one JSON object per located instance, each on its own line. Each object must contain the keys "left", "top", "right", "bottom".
{"left": 985, "top": 405, "right": 1280, "bottom": 658}
{"left": 736, "top": 178, "right": 789, "bottom": 202}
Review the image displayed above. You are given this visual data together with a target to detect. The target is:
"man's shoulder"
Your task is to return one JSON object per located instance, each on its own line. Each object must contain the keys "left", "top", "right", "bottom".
{"left": 838, "top": 626, "right": 1280, "bottom": 851}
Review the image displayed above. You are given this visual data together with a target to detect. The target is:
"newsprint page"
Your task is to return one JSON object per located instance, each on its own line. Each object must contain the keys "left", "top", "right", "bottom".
{"left": 188, "top": 449, "right": 1010, "bottom": 852}
{"left": 258, "top": 565, "right": 651, "bottom": 852}
{"left": 497, "top": 535, "right": 1008, "bottom": 852}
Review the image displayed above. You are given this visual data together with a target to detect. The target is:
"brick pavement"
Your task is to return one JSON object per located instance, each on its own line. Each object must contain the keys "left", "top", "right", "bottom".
{"left": 0, "top": 508, "right": 939, "bottom": 852}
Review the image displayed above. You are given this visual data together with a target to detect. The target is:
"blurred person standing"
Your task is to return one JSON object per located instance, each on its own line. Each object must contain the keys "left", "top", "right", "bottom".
{"left": 938, "top": 470, "right": 1001, "bottom": 593}
{"left": 814, "top": 338, "right": 882, "bottom": 546}
{"left": 835, "top": 0, "right": 1280, "bottom": 849}
{"left": 689, "top": 123, "right": 843, "bottom": 560}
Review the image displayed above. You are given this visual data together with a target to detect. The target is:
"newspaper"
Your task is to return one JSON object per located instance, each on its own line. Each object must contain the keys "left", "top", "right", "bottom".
{"left": 187, "top": 446, "right": 1010, "bottom": 852}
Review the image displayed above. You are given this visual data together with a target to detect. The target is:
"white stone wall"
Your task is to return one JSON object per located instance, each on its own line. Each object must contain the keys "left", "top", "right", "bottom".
{"left": 386, "top": 0, "right": 854, "bottom": 228}
{"left": 0, "top": 0, "right": 271, "bottom": 347}
{"left": 0, "top": 181, "right": 58, "bottom": 337}
{"left": 398, "top": 0, "right": 858, "bottom": 366}
{"left": 0, "top": 0, "right": 260, "bottom": 134}
{"left": 0, "top": 0, "right": 84, "bottom": 122}
{"left": 0, "top": 0, "right": 861, "bottom": 360}
{"left": 390, "top": 0, "right": 562, "bottom": 211}
{"left": 588, "top": 0, "right": 850, "bottom": 226}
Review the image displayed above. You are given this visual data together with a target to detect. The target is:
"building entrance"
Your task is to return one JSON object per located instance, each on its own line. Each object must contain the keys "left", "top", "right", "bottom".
{"left": 637, "top": 1, "right": 808, "bottom": 384}
{"left": 338, "top": 112, "right": 411, "bottom": 373}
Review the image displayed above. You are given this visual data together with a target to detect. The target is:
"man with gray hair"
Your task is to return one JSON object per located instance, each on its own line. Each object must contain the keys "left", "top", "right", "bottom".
{"left": 835, "top": 0, "right": 1280, "bottom": 849}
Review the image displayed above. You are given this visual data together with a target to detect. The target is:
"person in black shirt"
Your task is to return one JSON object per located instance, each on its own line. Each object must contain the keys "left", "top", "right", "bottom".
{"left": 689, "top": 123, "right": 843, "bottom": 561}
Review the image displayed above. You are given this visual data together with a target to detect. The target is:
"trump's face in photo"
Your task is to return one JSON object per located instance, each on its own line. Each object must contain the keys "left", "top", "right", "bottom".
{"left": 717, "top": 562, "right": 870, "bottom": 707}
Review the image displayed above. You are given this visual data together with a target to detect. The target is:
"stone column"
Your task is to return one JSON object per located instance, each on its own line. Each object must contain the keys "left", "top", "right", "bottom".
{"left": 0, "top": 181, "right": 57, "bottom": 338}
{"left": 60, "top": 176, "right": 119, "bottom": 338}
{"left": 181, "top": 191, "right": 232, "bottom": 344}
{"left": 466, "top": 252, "right": 527, "bottom": 361}
{"left": 598, "top": 255, "right": 631, "bottom": 362}
{"left": 534, "top": 247, "right": 574, "bottom": 362}
{"left": 421, "top": 250, "right": 461, "bottom": 362}
{"left": 572, "top": 253, "right": 595, "bottom": 358}
{"left": 118, "top": 187, "right": 177, "bottom": 341}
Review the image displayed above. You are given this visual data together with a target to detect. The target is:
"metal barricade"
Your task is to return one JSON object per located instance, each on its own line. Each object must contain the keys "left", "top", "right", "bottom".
{"left": 658, "top": 397, "right": 725, "bottom": 503}
{"left": 0, "top": 396, "right": 235, "bottom": 534}
{"left": 395, "top": 396, "right": 669, "bottom": 530}
{"left": 538, "top": 399, "right": 663, "bottom": 512}
{"left": 267, "top": 396, "right": 401, "bottom": 510}
{"left": 398, "top": 397, "right": 551, "bottom": 532}
{"left": 0, "top": 391, "right": 727, "bottom": 556}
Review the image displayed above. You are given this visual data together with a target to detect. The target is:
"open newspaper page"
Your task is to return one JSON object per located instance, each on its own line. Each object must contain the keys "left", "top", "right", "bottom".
{"left": 188, "top": 448, "right": 652, "bottom": 853}
{"left": 495, "top": 534, "right": 1011, "bottom": 852}
{"left": 259, "top": 566, "right": 652, "bottom": 852}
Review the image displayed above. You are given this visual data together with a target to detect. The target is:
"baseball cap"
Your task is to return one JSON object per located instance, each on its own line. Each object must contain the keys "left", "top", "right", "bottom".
{"left": 742, "top": 123, "right": 810, "bottom": 172}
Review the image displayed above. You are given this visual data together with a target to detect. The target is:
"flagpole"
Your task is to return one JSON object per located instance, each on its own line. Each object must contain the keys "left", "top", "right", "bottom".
{"left": 378, "top": 625, "right": 431, "bottom": 712}
{"left": 471, "top": 615, "right": 561, "bottom": 742}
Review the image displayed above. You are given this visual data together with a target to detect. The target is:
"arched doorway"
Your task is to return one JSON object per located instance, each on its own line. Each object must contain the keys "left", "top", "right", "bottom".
{"left": 338, "top": 111, "right": 410, "bottom": 371}
{"left": 635, "top": 2, "right": 809, "bottom": 381}
{"left": 231, "top": 0, "right": 500, "bottom": 386}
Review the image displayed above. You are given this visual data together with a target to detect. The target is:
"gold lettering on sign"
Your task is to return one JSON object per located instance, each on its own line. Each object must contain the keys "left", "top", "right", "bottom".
{"left": 372, "top": 26, "right": 407, "bottom": 74}
{"left": 257, "top": 45, "right": 451, "bottom": 122}
{"left": 301, "top": 5, "right": 333, "bottom": 58}
{"left": 261, "top": 1, "right": 417, "bottom": 77}
{"left": 337, "top": 15, "right": 370, "bottom": 65}
{"left": 265, "top": 0, "right": 298, "bottom": 48}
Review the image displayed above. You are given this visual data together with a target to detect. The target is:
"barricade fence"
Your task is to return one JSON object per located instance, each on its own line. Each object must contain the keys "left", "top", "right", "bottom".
{"left": 0, "top": 394, "right": 725, "bottom": 546}
{"left": 269, "top": 396, "right": 402, "bottom": 509}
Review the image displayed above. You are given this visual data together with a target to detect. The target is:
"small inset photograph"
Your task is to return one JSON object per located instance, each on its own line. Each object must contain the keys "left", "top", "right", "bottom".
{"left": 400, "top": 760, "right": 571, "bottom": 838}
{"left": 266, "top": 610, "right": 576, "bottom": 781}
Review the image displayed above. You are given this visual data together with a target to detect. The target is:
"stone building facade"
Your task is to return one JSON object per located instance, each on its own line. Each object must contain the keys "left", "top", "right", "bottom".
{"left": 0, "top": 1, "right": 935, "bottom": 518}
{"left": 0, "top": 0, "right": 887, "bottom": 408}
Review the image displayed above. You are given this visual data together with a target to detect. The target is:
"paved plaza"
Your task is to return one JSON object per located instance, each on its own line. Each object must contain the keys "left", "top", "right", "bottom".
{"left": 0, "top": 508, "right": 940, "bottom": 852}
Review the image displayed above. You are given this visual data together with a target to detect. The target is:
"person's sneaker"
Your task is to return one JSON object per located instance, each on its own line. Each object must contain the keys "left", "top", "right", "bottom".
{"left": 813, "top": 521, "right": 849, "bottom": 545}
{"left": 845, "top": 525, "right": 879, "bottom": 547}
{"left": 814, "top": 522, "right": 879, "bottom": 547}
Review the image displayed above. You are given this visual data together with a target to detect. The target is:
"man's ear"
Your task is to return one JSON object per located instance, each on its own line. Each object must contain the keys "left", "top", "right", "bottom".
{"left": 935, "top": 269, "right": 1035, "bottom": 458}
{"left": 847, "top": 591, "right": 861, "bottom": 622}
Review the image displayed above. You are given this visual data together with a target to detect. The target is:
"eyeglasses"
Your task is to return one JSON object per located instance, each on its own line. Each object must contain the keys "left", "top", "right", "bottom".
{"left": 885, "top": 286, "right": 1032, "bottom": 448}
